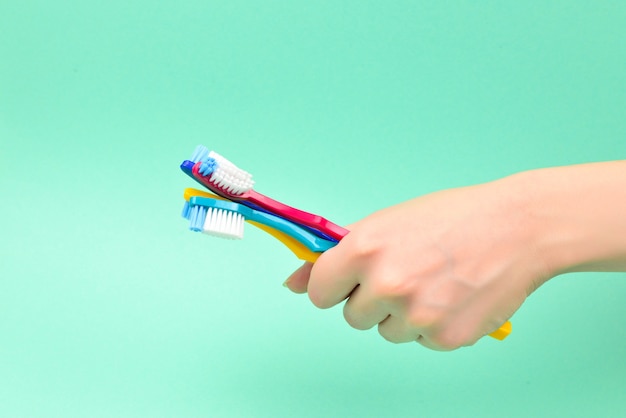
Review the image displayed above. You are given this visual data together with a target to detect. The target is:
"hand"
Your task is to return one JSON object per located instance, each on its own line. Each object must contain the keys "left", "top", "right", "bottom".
{"left": 284, "top": 178, "right": 551, "bottom": 350}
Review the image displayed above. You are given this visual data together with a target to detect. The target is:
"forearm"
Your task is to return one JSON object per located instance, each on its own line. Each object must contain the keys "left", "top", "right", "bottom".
{"left": 506, "top": 161, "right": 626, "bottom": 275}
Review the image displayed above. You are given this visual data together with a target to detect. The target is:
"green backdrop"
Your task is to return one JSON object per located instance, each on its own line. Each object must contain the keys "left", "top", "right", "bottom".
{"left": 1, "top": 1, "right": 624, "bottom": 417}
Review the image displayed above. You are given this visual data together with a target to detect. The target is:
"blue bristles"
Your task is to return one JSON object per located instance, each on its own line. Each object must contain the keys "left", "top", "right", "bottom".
{"left": 188, "top": 145, "right": 217, "bottom": 177}
{"left": 181, "top": 201, "right": 191, "bottom": 219}
{"left": 198, "top": 159, "right": 217, "bottom": 176}
{"left": 190, "top": 145, "right": 210, "bottom": 163}
{"left": 181, "top": 201, "right": 208, "bottom": 231}
{"left": 188, "top": 205, "right": 207, "bottom": 232}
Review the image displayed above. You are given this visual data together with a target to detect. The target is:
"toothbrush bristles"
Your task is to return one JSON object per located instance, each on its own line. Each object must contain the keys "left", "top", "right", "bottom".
{"left": 203, "top": 207, "right": 245, "bottom": 239}
{"left": 181, "top": 201, "right": 191, "bottom": 219}
{"left": 189, "top": 146, "right": 254, "bottom": 195}
{"left": 185, "top": 202, "right": 245, "bottom": 239}
{"left": 198, "top": 159, "right": 217, "bottom": 176}
{"left": 206, "top": 151, "right": 255, "bottom": 195}
{"left": 190, "top": 145, "right": 210, "bottom": 163}
{"left": 189, "top": 205, "right": 207, "bottom": 232}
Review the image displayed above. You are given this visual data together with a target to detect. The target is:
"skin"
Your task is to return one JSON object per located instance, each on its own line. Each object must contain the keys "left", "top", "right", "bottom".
{"left": 284, "top": 161, "right": 626, "bottom": 350}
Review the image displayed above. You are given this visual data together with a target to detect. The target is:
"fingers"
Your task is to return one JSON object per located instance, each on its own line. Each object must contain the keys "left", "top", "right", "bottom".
{"left": 283, "top": 262, "right": 313, "bottom": 294}
{"left": 284, "top": 224, "right": 361, "bottom": 297}
{"left": 342, "top": 285, "right": 390, "bottom": 330}
{"left": 284, "top": 258, "right": 484, "bottom": 351}
{"left": 377, "top": 315, "right": 471, "bottom": 351}
{"left": 375, "top": 315, "right": 455, "bottom": 351}
{"left": 306, "top": 243, "right": 363, "bottom": 309}
{"left": 377, "top": 315, "right": 421, "bottom": 343}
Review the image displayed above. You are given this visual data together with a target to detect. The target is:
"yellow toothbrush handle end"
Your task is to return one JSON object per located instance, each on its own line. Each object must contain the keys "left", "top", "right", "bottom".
{"left": 488, "top": 321, "right": 512, "bottom": 340}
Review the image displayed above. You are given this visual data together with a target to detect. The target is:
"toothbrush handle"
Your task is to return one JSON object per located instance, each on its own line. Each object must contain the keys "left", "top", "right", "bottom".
{"left": 489, "top": 321, "right": 512, "bottom": 340}
{"left": 245, "top": 189, "right": 350, "bottom": 241}
{"left": 248, "top": 220, "right": 323, "bottom": 263}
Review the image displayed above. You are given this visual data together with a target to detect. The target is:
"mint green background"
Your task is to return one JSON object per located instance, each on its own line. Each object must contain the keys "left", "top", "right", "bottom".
{"left": 1, "top": 2, "right": 624, "bottom": 417}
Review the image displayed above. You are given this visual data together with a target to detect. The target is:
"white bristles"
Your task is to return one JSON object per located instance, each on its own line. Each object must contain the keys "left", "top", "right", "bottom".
{"left": 208, "top": 151, "right": 255, "bottom": 195}
{"left": 202, "top": 208, "right": 245, "bottom": 239}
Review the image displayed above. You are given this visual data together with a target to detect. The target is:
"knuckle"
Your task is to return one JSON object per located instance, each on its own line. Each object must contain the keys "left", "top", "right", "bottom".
{"left": 370, "top": 275, "right": 409, "bottom": 300}
{"left": 343, "top": 309, "right": 370, "bottom": 330}
{"left": 428, "top": 329, "right": 472, "bottom": 351}
{"left": 307, "top": 289, "right": 331, "bottom": 309}
{"left": 378, "top": 327, "right": 403, "bottom": 344}
{"left": 343, "top": 228, "right": 380, "bottom": 261}
{"left": 430, "top": 337, "right": 461, "bottom": 351}
{"left": 306, "top": 267, "right": 336, "bottom": 309}
{"left": 406, "top": 307, "right": 441, "bottom": 329}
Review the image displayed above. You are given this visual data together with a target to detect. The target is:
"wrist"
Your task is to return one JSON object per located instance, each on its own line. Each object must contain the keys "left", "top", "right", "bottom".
{"left": 503, "top": 162, "right": 626, "bottom": 276}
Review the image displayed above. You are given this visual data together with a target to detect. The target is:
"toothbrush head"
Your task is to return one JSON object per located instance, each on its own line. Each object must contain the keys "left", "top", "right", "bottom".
{"left": 182, "top": 193, "right": 252, "bottom": 239}
{"left": 190, "top": 203, "right": 246, "bottom": 239}
{"left": 182, "top": 190, "right": 336, "bottom": 253}
{"left": 188, "top": 147, "right": 254, "bottom": 197}
{"left": 205, "top": 150, "right": 254, "bottom": 193}
{"left": 182, "top": 189, "right": 332, "bottom": 263}
{"left": 180, "top": 145, "right": 218, "bottom": 185}
{"left": 181, "top": 145, "right": 254, "bottom": 197}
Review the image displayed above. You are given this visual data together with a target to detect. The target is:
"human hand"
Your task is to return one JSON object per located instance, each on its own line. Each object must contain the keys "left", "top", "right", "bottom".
{"left": 284, "top": 178, "right": 551, "bottom": 350}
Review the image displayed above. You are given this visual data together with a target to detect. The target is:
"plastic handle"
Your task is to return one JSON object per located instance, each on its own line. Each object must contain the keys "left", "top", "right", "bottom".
{"left": 489, "top": 321, "right": 512, "bottom": 340}
{"left": 248, "top": 221, "right": 322, "bottom": 263}
{"left": 244, "top": 190, "right": 349, "bottom": 241}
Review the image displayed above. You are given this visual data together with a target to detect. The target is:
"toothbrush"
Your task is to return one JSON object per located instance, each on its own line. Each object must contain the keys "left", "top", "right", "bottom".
{"left": 180, "top": 145, "right": 348, "bottom": 242}
{"left": 181, "top": 188, "right": 512, "bottom": 341}
{"left": 182, "top": 188, "right": 336, "bottom": 262}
